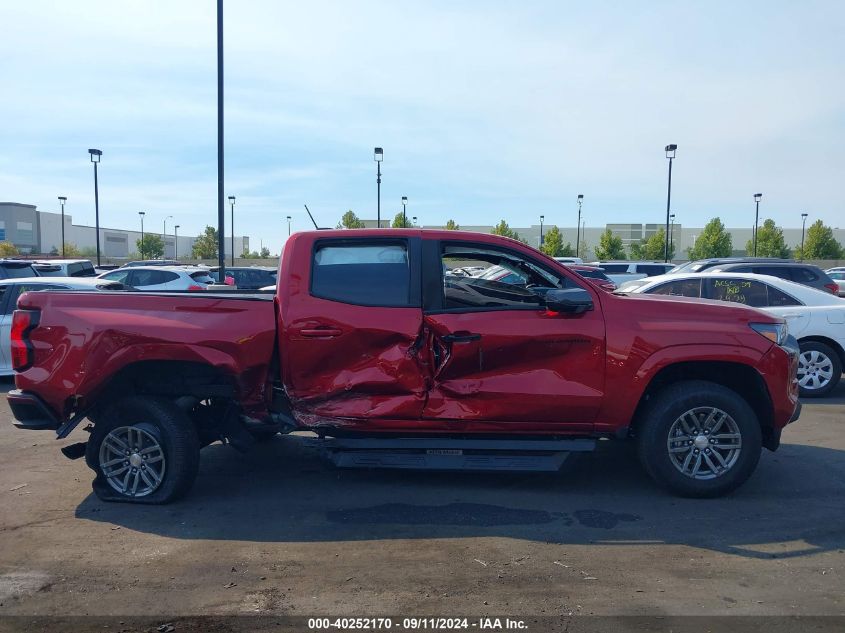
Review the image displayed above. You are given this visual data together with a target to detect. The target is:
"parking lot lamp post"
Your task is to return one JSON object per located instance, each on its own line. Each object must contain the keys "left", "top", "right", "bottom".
{"left": 58, "top": 196, "right": 67, "bottom": 257}
{"left": 800, "top": 212, "right": 808, "bottom": 260}
{"left": 88, "top": 148, "right": 103, "bottom": 266}
{"left": 664, "top": 144, "right": 677, "bottom": 263}
{"left": 174, "top": 225, "right": 180, "bottom": 260}
{"left": 287, "top": 215, "right": 292, "bottom": 236}
{"left": 576, "top": 194, "right": 584, "bottom": 258}
{"left": 138, "top": 212, "right": 146, "bottom": 258}
{"left": 539, "top": 215, "right": 544, "bottom": 246}
{"left": 402, "top": 196, "right": 408, "bottom": 227}
{"left": 669, "top": 213, "right": 675, "bottom": 256}
{"left": 228, "top": 196, "right": 235, "bottom": 265}
{"left": 753, "top": 193, "right": 762, "bottom": 256}
{"left": 412, "top": 216, "right": 417, "bottom": 227}
{"left": 374, "top": 148, "right": 383, "bottom": 227}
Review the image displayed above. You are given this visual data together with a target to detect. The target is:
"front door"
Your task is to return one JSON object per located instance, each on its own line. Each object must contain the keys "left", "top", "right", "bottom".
{"left": 281, "top": 237, "right": 427, "bottom": 422}
{"left": 421, "top": 239, "right": 606, "bottom": 432}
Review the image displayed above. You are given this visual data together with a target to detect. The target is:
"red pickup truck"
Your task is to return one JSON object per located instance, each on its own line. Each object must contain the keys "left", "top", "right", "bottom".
{"left": 8, "top": 229, "right": 800, "bottom": 503}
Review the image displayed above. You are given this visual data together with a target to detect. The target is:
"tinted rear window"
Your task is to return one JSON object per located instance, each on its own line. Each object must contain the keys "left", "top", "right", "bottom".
{"left": 637, "top": 264, "right": 673, "bottom": 276}
{"left": 1, "top": 263, "right": 38, "bottom": 279}
{"left": 69, "top": 262, "right": 97, "bottom": 277}
{"left": 791, "top": 267, "right": 819, "bottom": 283}
{"left": 753, "top": 266, "right": 793, "bottom": 280}
{"left": 599, "top": 264, "right": 629, "bottom": 273}
{"left": 311, "top": 242, "right": 410, "bottom": 306}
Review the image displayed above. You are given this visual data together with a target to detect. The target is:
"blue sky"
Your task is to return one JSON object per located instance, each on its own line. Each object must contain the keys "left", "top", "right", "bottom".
{"left": 1, "top": 0, "right": 843, "bottom": 252}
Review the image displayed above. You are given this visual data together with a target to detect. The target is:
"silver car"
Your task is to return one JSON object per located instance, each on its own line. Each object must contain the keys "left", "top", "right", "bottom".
{"left": 0, "top": 277, "right": 128, "bottom": 376}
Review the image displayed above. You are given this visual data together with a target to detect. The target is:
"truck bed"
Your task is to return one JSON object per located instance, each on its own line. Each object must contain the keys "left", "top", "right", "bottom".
{"left": 14, "top": 290, "right": 277, "bottom": 421}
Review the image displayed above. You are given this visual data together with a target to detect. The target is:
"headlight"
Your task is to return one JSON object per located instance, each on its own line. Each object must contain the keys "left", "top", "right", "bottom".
{"left": 750, "top": 322, "right": 788, "bottom": 346}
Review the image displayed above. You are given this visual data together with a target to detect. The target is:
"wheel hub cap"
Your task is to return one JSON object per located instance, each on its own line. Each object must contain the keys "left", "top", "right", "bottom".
{"left": 667, "top": 406, "right": 742, "bottom": 480}
{"left": 99, "top": 425, "right": 166, "bottom": 497}
{"left": 798, "top": 350, "right": 833, "bottom": 391}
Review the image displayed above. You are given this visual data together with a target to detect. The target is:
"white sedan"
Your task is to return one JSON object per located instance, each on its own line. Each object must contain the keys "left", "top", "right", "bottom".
{"left": 620, "top": 272, "right": 845, "bottom": 397}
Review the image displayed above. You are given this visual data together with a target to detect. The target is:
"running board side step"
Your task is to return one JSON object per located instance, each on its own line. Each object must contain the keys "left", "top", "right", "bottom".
{"left": 314, "top": 437, "right": 596, "bottom": 472}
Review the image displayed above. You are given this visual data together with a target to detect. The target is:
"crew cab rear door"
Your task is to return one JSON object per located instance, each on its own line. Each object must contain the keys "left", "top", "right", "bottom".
{"left": 280, "top": 236, "right": 427, "bottom": 421}
{"left": 421, "top": 238, "right": 606, "bottom": 432}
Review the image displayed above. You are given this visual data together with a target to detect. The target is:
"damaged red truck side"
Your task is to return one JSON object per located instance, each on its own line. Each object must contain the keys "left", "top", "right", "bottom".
{"left": 8, "top": 229, "right": 801, "bottom": 503}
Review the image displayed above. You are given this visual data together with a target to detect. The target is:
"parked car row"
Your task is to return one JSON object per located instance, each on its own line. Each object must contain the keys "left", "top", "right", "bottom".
{"left": 618, "top": 272, "right": 845, "bottom": 397}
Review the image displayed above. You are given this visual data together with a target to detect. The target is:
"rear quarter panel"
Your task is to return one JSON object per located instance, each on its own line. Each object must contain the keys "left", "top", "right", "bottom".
{"left": 15, "top": 291, "right": 276, "bottom": 419}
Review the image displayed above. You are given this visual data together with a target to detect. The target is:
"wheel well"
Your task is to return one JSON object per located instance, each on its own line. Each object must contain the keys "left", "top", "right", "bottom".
{"left": 798, "top": 335, "right": 845, "bottom": 366}
{"left": 630, "top": 361, "right": 775, "bottom": 446}
{"left": 88, "top": 360, "right": 236, "bottom": 416}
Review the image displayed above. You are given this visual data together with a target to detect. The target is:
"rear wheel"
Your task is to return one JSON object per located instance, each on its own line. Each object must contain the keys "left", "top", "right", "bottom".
{"left": 86, "top": 397, "right": 200, "bottom": 504}
{"left": 637, "top": 380, "right": 762, "bottom": 498}
{"left": 797, "top": 341, "right": 841, "bottom": 398}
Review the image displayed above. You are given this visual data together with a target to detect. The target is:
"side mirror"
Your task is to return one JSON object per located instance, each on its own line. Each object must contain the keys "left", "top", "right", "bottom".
{"left": 544, "top": 288, "right": 593, "bottom": 314}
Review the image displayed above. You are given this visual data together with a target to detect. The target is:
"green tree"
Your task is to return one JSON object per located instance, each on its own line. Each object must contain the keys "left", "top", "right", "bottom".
{"left": 629, "top": 228, "right": 673, "bottom": 261}
{"left": 391, "top": 212, "right": 413, "bottom": 228}
{"left": 80, "top": 246, "right": 97, "bottom": 257}
{"left": 687, "top": 217, "right": 733, "bottom": 260}
{"left": 137, "top": 234, "right": 164, "bottom": 259}
{"left": 490, "top": 219, "right": 527, "bottom": 243}
{"left": 540, "top": 226, "right": 574, "bottom": 257}
{"left": 593, "top": 229, "right": 627, "bottom": 260}
{"left": 62, "top": 242, "right": 82, "bottom": 257}
{"left": 336, "top": 210, "right": 366, "bottom": 229}
{"left": 746, "top": 219, "right": 790, "bottom": 258}
{"left": 260, "top": 246, "right": 271, "bottom": 258}
{"left": 191, "top": 225, "right": 219, "bottom": 259}
{"left": 795, "top": 220, "right": 843, "bottom": 260}
{"left": 0, "top": 241, "right": 19, "bottom": 256}
{"left": 445, "top": 219, "right": 460, "bottom": 230}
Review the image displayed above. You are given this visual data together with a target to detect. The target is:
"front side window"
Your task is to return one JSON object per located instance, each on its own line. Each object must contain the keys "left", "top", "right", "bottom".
{"left": 440, "top": 243, "right": 577, "bottom": 310}
{"left": 649, "top": 279, "right": 702, "bottom": 298}
{"left": 706, "top": 278, "right": 768, "bottom": 307}
{"left": 311, "top": 242, "right": 411, "bottom": 306}
{"left": 102, "top": 270, "right": 130, "bottom": 284}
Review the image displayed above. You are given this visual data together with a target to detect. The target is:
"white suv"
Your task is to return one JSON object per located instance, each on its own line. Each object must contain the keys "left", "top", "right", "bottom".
{"left": 97, "top": 266, "right": 215, "bottom": 291}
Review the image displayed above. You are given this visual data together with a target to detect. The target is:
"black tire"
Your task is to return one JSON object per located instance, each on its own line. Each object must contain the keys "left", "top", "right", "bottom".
{"left": 636, "top": 380, "right": 762, "bottom": 498}
{"left": 797, "top": 341, "right": 842, "bottom": 398}
{"left": 85, "top": 397, "right": 200, "bottom": 504}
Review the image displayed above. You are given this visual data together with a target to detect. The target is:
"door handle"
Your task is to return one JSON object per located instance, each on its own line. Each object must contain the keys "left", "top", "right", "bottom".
{"left": 442, "top": 332, "right": 481, "bottom": 343}
{"left": 299, "top": 327, "right": 343, "bottom": 338}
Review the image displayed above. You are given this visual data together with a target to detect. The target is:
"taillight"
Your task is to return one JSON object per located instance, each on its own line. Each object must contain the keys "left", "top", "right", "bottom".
{"left": 187, "top": 284, "right": 205, "bottom": 291}
{"left": 824, "top": 283, "right": 838, "bottom": 294}
{"left": 11, "top": 309, "right": 40, "bottom": 371}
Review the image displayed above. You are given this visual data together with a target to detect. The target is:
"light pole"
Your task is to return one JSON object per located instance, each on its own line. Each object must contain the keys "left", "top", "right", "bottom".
{"left": 669, "top": 213, "right": 675, "bottom": 257}
{"left": 664, "top": 144, "right": 677, "bottom": 263}
{"left": 412, "top": 216, "right": 418, "bottom": 227}
{"left": 163, "top": 215, "right": 173, "bottom": 259}
{"left": 539, "top": 215, "right": 545, "bottom": 247}
{"left": 174, "top": 225, "right": 180, "bottom": 260}
{"left": 581, "top": 219, "right": 586, "bottom": 257}
{"left": 287, "top": 215, "right": 292, "bottom": 236}
{"left": 374, "top": 147, "right": 383, "bottom": 227}
{"left": 752, "top": 193, "right": 762, "bottom": 256}
{"left": 228, "top": 196, "right": 236, "bottom": 265}
{"left": 88, "top": 148, "right": 103, "bottom": 266}
{"left": 58, "top": 196, "right": 67, "bottom": 257}
{"left": 576, "top": 194, "right": 584, "bottom": 258}
{"left": 138, "top": 211, "right": 146, "bottom": 258}
{"left": 216, "top": 0, "right": 225, "bottom": 279}
{"left": 402, "top": 196, "right": 408, "bottom": 227}
{"left": 800, "top": 212, "right": 808, "bottom": 260}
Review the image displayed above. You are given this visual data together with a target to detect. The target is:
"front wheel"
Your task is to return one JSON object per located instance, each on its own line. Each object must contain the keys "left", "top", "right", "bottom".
{"left": 797, "top": 341, "right": 842, "bottom": 398}
{"left": 86, "top": 397, "right": 200, "bottom": 504}
{"left": 637, "top": 380, "right": 762, "bottom": 498}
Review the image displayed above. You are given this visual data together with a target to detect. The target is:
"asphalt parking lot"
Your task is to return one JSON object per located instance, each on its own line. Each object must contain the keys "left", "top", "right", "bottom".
{"left": 0, "top": 379, "right": 843, "bottom": 629}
